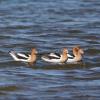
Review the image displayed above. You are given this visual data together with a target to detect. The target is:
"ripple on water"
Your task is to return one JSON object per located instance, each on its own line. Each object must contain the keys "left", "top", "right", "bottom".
{"left": 0, "top": 0, "right": 100, "bottom": 100}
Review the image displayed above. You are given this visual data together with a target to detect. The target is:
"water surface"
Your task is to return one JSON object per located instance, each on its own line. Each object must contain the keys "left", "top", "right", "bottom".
{"left": 0, "top": 0, "right": 100, "bottom": 100}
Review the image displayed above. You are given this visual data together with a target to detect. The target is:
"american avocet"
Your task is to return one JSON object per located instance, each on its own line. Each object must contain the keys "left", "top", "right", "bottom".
{"left": 49, "top": 51, "right": 73, "bottom": 58}
{"left": 41, "top": 48, "right": 68, "bottom": 63}
{"left": 9, "top": 48, "right": 37, "bottom": 64}
{"left": 47, "top": 46, "right": 84, "bottom": 63}
{"left": 67, "top": 46, "right": 84, "bottom": 63}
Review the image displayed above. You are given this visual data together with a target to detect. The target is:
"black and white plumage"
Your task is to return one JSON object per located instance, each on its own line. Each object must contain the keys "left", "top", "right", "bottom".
{"left": 41, "top": 48, "right": 68, "bottom": 63}
{"left": 47, "top": 46, "right": 84, "bottom": 63}
{"left": 49, "top": 52, "right": 73, "bottom": 58}
{"left": 66, "top": 46, "right": 84, "bottom": 63}
{"left": 9, "top": 52, "right": 29, "bottom": 62}
{"left": 9, "top": 48, "right": 37, "bottom": 63}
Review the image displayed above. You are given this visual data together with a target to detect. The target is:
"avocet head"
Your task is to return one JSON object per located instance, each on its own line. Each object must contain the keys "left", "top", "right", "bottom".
{"left": 73, "top": 46, "right": 84, "bottom": 56}
{"left": 73, "top": 46, "right": 80, "bottom": 56}
{"left": 31, "top": 48, "right": 38, "bottom": 55}
{"left": 28, "top": 48, "right": 37, "bottom": 65}
{"left": 79, "top": 48, "right": 84, "bottom": 54}
{"left": 62, "top": 48, "right": 68, "bottom": 54}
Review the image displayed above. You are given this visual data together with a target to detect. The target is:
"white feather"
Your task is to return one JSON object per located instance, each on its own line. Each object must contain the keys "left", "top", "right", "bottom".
{"left": 9, "top": 52, "right": 20, "bottom": 61}
{"left": 49, "top": 53, "right": 60, "bottom": 58}
{"left": 9, "top": 51, "right": 29, "bottom": 62}
{"left": 41, "top": 55, "right": 63, "bottom": 63}
{"left": 17, "top": 53, "right": 29, "bottom": 58}
{"left": 67, "top": 54, "right": 73, "bottom": 58}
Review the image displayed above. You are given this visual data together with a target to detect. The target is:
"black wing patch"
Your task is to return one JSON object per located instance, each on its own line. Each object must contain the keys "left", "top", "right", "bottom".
{"left": 16, "top": 54, "right": 28, "bottom": 60}
{"left": 23, "top": 53, "right": 30, "bottom": 57}
{"left": 43, "top": 54, "right": 60, "bottom": 60}
{"left": 47, "top": 55, "right": 60, "bottom": 59}
{"left": 54, "top": 53, "right": 61, "bottom": 58}
{"left": 68, "top": 56, "right": 74, "bottom": 59}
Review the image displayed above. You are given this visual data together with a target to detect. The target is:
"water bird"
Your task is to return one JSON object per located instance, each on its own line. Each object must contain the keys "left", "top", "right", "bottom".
{"left": 41, "top": 48, "right": 68, "bottom": 63}
{"left": 49, "top": 51, "right": 73, "bottom": 58}
{"left": 66, "top": 46, "right": 84, "bottom": 63}
{"left": 9, "top": 48, "right": 38, "bottom": 64}
{"left": 46, "top": 46, "right": 84, "bottom": 63}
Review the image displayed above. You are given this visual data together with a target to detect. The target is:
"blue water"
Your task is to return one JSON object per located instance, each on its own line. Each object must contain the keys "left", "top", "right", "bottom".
{"left": 0, "top": 0, "right": 100, "bottom": 100}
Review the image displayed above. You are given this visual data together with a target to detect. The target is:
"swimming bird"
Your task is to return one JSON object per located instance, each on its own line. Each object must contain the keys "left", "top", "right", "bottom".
{"left": 66, "top": 46, "right": 84, "bottom": 63}
{"left": 49, "top": 52, "right": 73, "bottom": 58}
{"left": 41, "top": 48, "right": 68, "bottom": 63}
{"left": 9, "top": 48, "right": 38, "bottom": 64}
{"left": 47, "top": 46, "right": 84, "bottom": 63}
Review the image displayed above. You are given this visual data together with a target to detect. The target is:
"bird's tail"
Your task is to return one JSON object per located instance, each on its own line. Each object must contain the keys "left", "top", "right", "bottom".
{"left": 9, "top": 51, "right": 19, "bottom": 61}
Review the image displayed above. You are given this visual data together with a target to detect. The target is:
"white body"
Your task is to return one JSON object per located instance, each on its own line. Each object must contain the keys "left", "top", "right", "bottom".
{"left": 47, "top": 52, "right": 83, "bottom": 63}
{"left": 49, "top": 53, "right": 73, "bottom": 58}
{"left": 41, "top": 55, "right": 64, "bottom": 63}
{"left": 9, "top": 52, "right": 30, "bottom": 62}
{"left": 67, "top": 58, "right": 76, "bottom": 63}
{"left": 41, "top": 48, "right": 68, "bottom": 63}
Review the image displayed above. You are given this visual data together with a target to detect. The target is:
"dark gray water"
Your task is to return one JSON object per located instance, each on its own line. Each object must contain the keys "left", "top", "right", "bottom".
{"left": 0, "top": 0, "right": 100, "bottom": 100}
